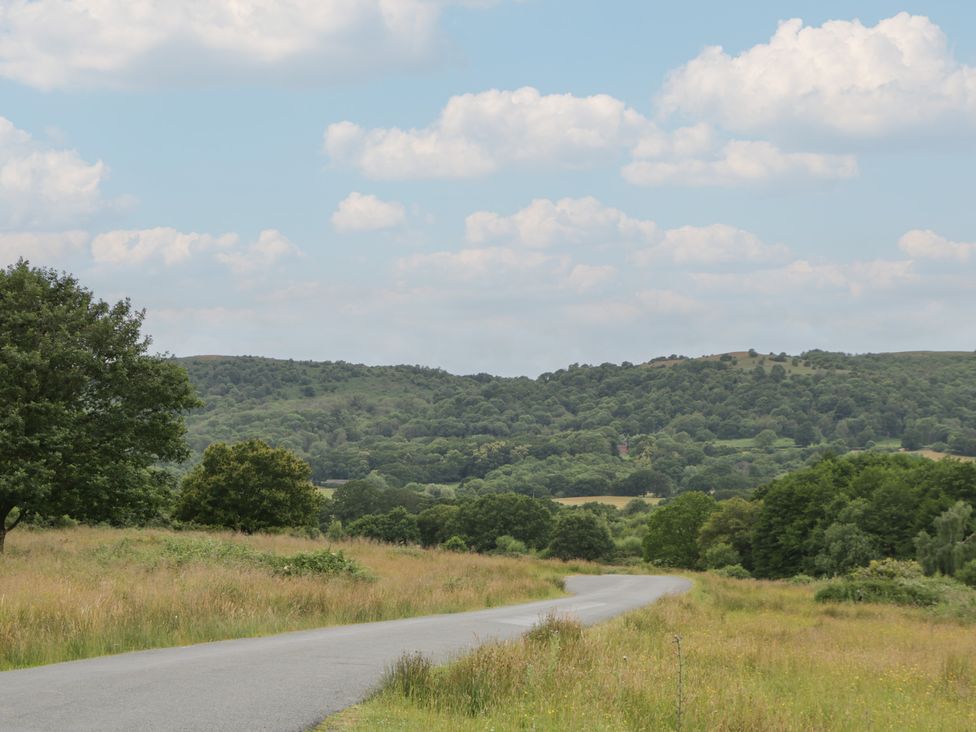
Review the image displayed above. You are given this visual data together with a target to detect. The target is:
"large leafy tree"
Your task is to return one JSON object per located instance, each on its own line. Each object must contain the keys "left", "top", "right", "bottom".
{"left": 642, "top": 491, "right": 717, "bottom": 568}
{"left": 548, "top": 509, "right": 614, "bottom": 561}
{"left": 176, "top": 439, "right": 322, "bottom": 532}
{"left": 457, "top": 492, "right": 554, "bottom": 552}
{"left": 0, "top": 262, "right": 199, "bottom": 552}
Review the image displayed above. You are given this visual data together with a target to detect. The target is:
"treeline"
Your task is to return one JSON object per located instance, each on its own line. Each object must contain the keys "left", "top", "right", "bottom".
{"left": 178, "top": 351, "right": 976, "bottom": 497}
{"left": 643, "top": 452, "right": 976, "bottom": 580}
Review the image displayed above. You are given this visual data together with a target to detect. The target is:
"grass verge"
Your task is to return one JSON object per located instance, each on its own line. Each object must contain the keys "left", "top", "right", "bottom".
{"left": 326, "top": 573, "right": 976, "bottom": 731}
{"left": 0, "top": 527, "right": 583, "bottom": 670}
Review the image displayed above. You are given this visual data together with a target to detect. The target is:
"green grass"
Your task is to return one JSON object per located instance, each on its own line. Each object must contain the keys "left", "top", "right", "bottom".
{"left": 327, "top": 573, "right": 976, "bottom": 731}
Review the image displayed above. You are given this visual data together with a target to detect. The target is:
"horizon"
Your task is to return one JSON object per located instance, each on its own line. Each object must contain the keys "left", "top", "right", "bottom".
{"left": 3, "top": 2, "right": 975, "bottom": 375}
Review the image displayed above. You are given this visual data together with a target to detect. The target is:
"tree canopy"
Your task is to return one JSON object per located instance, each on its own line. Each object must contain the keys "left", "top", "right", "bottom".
{"left": 176, "top": 439, "right": 321, "bottom": 533}
{"left": 0, "top": 262, "right": 198, "bottom": 551}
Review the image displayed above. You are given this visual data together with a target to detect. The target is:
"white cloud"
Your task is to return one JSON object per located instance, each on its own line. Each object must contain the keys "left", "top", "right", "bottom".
{"left": 467, "top": 198, "right": 786, "bottom": 266}
{"left": 623, "top": 139, "right": 857, "bottom": 186}
{"left": 0, "top": 0, "right": 491, "bottom": 90}
{"left": 0, "top": 230, "right": 88, "bottom": 264}
{"left": 646, "top": 224, "right": 790, "bottom": 266}
{"left": 331, "top": 192, "right": 406, "bottom": 232}
{"left": 91, "top": 228, "right": 238, "bottom": 266}
{"left": 325, "top": 86, "right": 648, "bottom": 179}
{"left": 659, "top": 13, "right": 976, "bottom": 139}
{"left": 215, "top": 229, "right": 301, "bottom": 274}
{"left": 691, "top": 259, "right": 916, "bottom": 296}
{"left": 465, "top": 196, "right": 657, "bottom": 248}
{"left": 0, "top": 117, "right": 107, "bottom": 226}
{"left": 899, "top": 229, "right": 975, "bottom": 262}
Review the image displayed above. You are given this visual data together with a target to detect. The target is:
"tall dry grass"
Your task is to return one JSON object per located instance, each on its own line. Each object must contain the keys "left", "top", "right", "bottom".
{"left": 0, "top": 527, "right": 569, "bottom": 670}
{"left": 333, "top": 574, "right": 976, "bottom": 731}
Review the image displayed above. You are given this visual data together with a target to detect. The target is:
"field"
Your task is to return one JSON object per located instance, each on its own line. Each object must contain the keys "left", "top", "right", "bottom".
{"left": 554, "top": 495, "right": 660, "bottom": 509}
{"left": 329, "top": 574, "right": 976, "bottom": 731}
{"left": 0, "top": 527, "right": 584, "bottom": 670}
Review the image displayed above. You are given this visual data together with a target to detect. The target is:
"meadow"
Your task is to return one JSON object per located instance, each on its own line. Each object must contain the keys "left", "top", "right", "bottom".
{"left": 329, "top": 574, "right": 976, "bottom": 732}
{"left": 0, "top": 527, "right": 581, "bottom": 670}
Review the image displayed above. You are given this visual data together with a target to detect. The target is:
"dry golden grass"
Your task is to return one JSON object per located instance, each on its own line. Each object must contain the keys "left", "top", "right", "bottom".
{"left": 909, "top": 449, "right": 976, "bottom": 463}
{"left": 332, "top": 574, "right": 976, "bottom": 731}
{"left": 553, "top": 495, "right": 660, "bottom": 509}
{"left": 0, "top": 527, "right": 572, "bottom": 670}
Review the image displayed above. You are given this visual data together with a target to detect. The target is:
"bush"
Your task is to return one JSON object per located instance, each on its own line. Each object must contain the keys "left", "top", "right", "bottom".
{"left": 715, "top": 564, "right": 752, "bottom": 579}
{"left": 815, "top": 578, "right": 942, "bottom": 607}
{"left": 957, "top": 559, "right": 976, "bottom": 588}
{"left": 494, "top": 535, "right": 528, "bottom": 555}
{"left": 347, "top": 507, "right": 421, "bottom": 545}
{"left": 442, "top": 535, "right": 468, "bottom": 552}
{"left": 702, "top": 542, "right": 741, "bottom": 569}
{"left": 614, "top": 535, "right": 644, "bottom": 558}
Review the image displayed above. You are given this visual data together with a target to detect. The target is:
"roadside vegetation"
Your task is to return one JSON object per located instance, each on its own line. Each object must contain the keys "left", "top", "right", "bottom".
{"left": 0, "top": 527, "right": 578, "bottom": 670}
{"left": 328, "top": 573, "right": 976, "bottom": 732}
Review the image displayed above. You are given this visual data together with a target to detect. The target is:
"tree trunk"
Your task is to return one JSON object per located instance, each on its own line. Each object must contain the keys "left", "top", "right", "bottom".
{"left": 0, "top": 506, "right": 21, "bottom": 554}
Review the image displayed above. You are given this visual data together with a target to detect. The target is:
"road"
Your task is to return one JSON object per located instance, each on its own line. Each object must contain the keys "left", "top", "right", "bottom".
{"left": 0, "top": 574, "right": 690, "bottom": 732}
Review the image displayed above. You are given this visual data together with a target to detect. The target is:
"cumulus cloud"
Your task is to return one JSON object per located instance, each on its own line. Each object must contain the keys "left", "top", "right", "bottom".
{"left": 623, "top": 139, "right": 857, "bottom": 186}
{"left": 644, "top": 224, "right": 790, "bottom": 266}
{"left": 899, "top": 229, "right": 975, "bottom": 262}
{"left": 0, "top": 230, "right": 88, "bottom": 264}
{"left": 658, "top": 13, "right": 976, "bottom": 140}
{"left": 466, "top": 197, "right": 786, "bottom": 266}
{"left": 331, "top": 192, "right": 406, "bottom": 232}
{"left": 91, "top": 228, "right": 238, "bottom": 266}
{"left": 0, "top": 117, "right": 108, "bottom": 226}
{"left": 0, "top": 0, "right": 491, "bottom": 89}
{"left": 325, "top": 86, "right": 648, "bottom": 179}
{"left": 466, "top": 196, "right": 657, "bottom": 248}
{"left": 214, "top": 229, "right": 301, "bottom": 274}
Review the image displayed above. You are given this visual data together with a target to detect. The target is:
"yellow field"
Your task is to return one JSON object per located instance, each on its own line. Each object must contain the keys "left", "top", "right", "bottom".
{"left": 332, "top": 574, "right": 976, "bottom": 731}
{"left": 554, "top": 495, "right": 660, "bottom": 509}
{"left": 0, "top": 527, "right": 579, "bottom": 670}
{"left": 910, "top": 449, "right": 976, "bottom": 463}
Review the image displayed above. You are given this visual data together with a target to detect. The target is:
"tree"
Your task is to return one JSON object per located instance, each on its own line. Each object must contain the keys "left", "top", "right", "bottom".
{"left": 347, "top": 507, "right": 420, "bottom": 544}
{"left": 457, "top": 493, "right": 554, "bottom": 552}
{"left": 642, "top": 492, "right": 718, "bottom": 568}
{"left": 697, "top": 497, "right": 760, "bottom": 569}
{"left": 915, "top": 501, "right": 976, "bottom": 576}
{"left": 417, "top": 504, "right": 460, "bottom": 547}
{"left": 0, "top": 262, "right": 199, "bottom": 552}
{"left": 176, "top": 440, "right": 321, "bottom": 532}
{"left": 548, "top": 510, "right": 614, "bottom": 561}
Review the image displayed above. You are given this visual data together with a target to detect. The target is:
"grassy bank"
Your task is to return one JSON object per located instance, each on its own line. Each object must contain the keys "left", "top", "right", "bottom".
{"left": 331, "top": 574, "right": 976, "bottom": 731}
{"left": 0, "top": 527, "right": 576, "bottom": 670}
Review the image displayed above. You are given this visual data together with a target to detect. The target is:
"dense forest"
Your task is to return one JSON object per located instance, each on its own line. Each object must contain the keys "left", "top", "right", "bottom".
{"left": 178, "top": 350, "right": 976, "bottom": 499}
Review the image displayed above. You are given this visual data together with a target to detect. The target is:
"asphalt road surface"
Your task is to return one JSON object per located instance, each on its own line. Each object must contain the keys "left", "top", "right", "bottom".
{"left": 0, "top": 574, "right": 691, "bottom": 732}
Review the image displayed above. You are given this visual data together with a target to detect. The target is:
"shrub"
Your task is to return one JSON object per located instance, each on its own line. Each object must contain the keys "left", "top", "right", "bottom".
{"left": 702, "top": 542, "right": 741, "bottom": 569}
{"left": 957, "top": 560, "right": 976, "bottom": 588}
{"left": 815, "top": 578, "right": 942, "bottom": 607}
{"left": 442, "top": 535, "right": 468, "bottom": 552}
{"left": 715, "top": 564, "right": 752, "bottom": 579}
{"left": 494, "top": 535, "right": 528, "bottom": 555}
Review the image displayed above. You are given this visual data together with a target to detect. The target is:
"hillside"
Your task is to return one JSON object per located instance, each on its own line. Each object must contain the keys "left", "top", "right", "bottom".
{"left": 178, "top": 350, "right": 976, "bottom": 498}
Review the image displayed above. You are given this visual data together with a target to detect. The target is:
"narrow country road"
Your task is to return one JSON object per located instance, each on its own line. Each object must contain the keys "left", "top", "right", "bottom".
{"left": 0, "top": 574, "right": 690, "bottom": 732}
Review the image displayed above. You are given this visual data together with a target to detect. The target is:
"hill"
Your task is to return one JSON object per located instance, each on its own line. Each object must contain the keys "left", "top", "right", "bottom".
{"left": 177, "top": 350, "right": 976, "bottom": 498}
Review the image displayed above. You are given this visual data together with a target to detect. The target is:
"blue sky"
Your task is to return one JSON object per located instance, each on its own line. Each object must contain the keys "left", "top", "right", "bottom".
{"left": 1, "top": 1, "right": 974, "bottom": 375}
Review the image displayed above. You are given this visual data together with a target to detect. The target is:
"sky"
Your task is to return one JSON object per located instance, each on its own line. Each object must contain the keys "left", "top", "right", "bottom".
{"left": 1, "top": 1, "right": 974, "bottom": 376}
